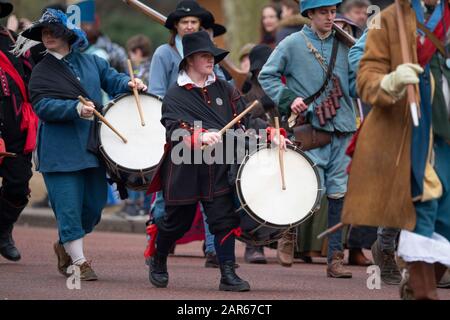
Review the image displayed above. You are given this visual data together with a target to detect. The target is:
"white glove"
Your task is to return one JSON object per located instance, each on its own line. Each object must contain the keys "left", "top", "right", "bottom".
{"left": 380, "top": 63, "right": 424, "bottom": 99}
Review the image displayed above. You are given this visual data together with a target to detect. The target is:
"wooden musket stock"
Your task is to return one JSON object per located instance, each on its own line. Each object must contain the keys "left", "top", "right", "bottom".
{"left": 123, "top": 0, "right": 248, "bottom": 90}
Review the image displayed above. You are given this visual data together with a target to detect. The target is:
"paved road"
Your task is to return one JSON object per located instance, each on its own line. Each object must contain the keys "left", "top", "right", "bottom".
{"left": 1, "top": 225, "right": 449, "bottom": 300}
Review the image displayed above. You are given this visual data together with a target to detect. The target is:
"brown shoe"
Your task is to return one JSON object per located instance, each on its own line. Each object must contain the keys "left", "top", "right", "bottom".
{"left": 79, "top": 261, "right": 98, "bottom": 281}
{"left": 53, "top": 242, "right": 72, "bottom": 277}
{"left": 348, "top": 248, "right": 372, "bottom": 266}
{"left": 327, "top": 251, "right": 353, "bottom": 278}
{"left": 277, "top": 232, "right": 295, "bottom": 267}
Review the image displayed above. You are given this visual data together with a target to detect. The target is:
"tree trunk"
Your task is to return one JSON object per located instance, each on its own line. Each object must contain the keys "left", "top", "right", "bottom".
{"left": 222, "top": 0, "right": 269, "bottom": 63}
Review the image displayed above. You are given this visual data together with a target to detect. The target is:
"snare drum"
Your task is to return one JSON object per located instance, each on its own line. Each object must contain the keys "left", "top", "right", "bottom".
{"left": 235, "top": 144, "right": 321, "bottom": 246}
{"left": 99, "top": 93, "right": 166, "bottom": 191}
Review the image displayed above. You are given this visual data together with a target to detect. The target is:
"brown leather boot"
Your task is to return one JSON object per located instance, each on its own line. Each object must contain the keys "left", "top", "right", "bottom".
{"left": 400, "top": 261, "right": 438, "bottom": 300}
{"left": 435, "top": 263, "right": 447, "bottom": 284}
{"left": 327, "top": 251, "right": 352, "bottom": 278}
{"left": 277, "top": 232, "right": 295, "bottom": 267}
{"left": 348, "top": 248, "right": 372, "bottom": 266}
{"left": 53, "top": 241, "right": 72, "bottom": 277}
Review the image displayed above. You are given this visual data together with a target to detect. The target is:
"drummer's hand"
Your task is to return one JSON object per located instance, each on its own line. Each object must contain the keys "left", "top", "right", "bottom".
{"left": 128, "top": 78, "right": 148, "bottom": 92}
{"left": 200, "top": 132, "right": 222, "bottom": 146}
{"left": 272, "top": 134, "right": 292, "bottom": 151}
{"left": 80, "top": 100, "right": 95, "bottom": 118}
{"left": 6, "top": 15, "right": 19, "bottom": 32}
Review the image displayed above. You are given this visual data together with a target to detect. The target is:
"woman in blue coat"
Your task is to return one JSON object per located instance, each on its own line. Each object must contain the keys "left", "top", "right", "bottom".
{"left": 21, "top": 9, "right": 147, "bottom": 281}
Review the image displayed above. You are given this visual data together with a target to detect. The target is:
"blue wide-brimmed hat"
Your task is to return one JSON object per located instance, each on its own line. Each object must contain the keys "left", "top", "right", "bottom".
{"left": 21, "top": 9, "right": 88, "bottom": 50}
{"left": 300, "top": 0, "right": 342, "bottom": 17}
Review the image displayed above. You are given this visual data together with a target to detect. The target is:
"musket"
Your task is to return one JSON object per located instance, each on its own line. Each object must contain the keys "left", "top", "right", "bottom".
{"left": 122, "top": 0, "right": 248, "bottom": 90}
{"left": 122, "top": 0, "right": 166, "bottom": 25}
{"left": 395, "top": 0, "right": 419, "bottom": 127}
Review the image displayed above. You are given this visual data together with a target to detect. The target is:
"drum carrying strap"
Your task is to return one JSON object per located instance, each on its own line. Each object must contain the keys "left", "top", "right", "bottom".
{"left": 300, "top": 32, "right": 340, "bottom": 105}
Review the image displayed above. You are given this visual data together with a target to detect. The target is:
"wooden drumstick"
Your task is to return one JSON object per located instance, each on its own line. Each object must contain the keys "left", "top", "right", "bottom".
{"left": 127, "top": 59, "right": 146, "bottom": 126}
{"left": 201, "top": 100, "right": 260, "bottom": 150}
{"left": 78, "top": 96, "right": 128, "bottom": 144}
{"left": 0, "top": 152, "right": 17, "bottom": 158}
{"left": 274, "top": 117, "right": 286, "bottom": 191}
{"left": 317, "top": 222, "right": 346, "bottom": 239}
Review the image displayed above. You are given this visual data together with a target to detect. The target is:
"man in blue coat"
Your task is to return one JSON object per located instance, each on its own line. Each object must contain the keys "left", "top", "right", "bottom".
{"left": 259, "top": 0, "right": 356, "bottom": 278}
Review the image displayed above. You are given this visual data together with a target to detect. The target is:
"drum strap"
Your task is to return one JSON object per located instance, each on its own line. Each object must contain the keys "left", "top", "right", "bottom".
{"left": 300, "top": 32, "right": 340, "bottom": 105}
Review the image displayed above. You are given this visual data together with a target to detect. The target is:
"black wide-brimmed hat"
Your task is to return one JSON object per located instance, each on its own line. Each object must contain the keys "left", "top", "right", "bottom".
{"left": 0, "top": 1, "right": 13, "bottom": 18}
{"left": 165, "top": 0, "right": 213, "bottom": 30}
{"left": 249, "top": 44, "right": 273, "bottom": 72}
{"left": 179, "top": 30, "right": 229, "bottom": 71}
{"left": 211, "top": 23, "right": 226, "bottom": 38}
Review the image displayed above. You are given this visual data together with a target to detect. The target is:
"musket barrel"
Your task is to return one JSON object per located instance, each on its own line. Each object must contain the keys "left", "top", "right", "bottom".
{"left": 123, "top": 0, "right": 167, "bottom": 25}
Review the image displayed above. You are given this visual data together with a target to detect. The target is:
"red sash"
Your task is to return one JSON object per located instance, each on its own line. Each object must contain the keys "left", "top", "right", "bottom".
{"left": 417, "top": 4, "right": 450, "bottom": 67}
{"left": 0, "top": 50, "right": 38, "bottom": 154}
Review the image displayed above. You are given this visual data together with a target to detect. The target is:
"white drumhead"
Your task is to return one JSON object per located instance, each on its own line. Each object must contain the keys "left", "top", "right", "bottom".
{"left": 100, "top": 94, "right": 166, "bottom": 170}
{"left": 238, "top": 147, "right": 319, "bottom": 226}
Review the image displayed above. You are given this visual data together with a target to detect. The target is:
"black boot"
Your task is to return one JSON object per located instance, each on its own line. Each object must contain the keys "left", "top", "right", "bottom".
{"left": 149, "top": 252, "right": 169, "bottom": 288}
{"left": 0, "top": 224, "right": 21, "bottom": 261}
{"left": 219, "top": 261, "right": 250, "bottom": 292}
{"left": 0, "top": 196, "right": 27, "bottom": 262}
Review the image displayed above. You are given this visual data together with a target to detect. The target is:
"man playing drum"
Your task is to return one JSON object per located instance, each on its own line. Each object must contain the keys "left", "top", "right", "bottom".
{"left": 148, "top": 0, "right": 227, "bottom": 268}
{"left": 147, "top": 31, "right": 287, "bottom": 292}
{"left": 20, "top": 9, "right": 146, "bottom": 280}
{"left": 259, "top": 0, "right": 357, "bottom": 278}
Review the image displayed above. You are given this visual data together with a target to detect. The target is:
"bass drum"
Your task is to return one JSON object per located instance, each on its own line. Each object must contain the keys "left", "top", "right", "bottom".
{"left": 235, "top": 144, "right": 322, "bottom": 246}
{"left": 99, "top": 93, "right": 166, "bottom": 191}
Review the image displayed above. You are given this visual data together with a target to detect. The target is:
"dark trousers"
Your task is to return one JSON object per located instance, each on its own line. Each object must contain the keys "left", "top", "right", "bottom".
{"left": 347, "top": 226, "right": 378, "bottom": 250}
{"left": 156, "top": 193, "right": 240, "bottom": 263}
{"left": 0, "top": 153, "right": 32, "bottom": 230}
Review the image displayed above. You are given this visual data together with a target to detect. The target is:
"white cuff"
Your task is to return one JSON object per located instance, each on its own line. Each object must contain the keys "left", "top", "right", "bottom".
{"left": 76, "top": 101, "right": 94, "bottom": 121}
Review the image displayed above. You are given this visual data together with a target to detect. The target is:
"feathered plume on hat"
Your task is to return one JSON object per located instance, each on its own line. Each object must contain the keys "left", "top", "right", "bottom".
{"left": 11, "top": 9, "right": 88, "bottom": 57}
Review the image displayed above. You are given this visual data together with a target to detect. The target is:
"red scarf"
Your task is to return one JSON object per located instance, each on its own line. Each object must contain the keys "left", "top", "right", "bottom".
{"left": 0, "top": 50, "right": 38, "bottom": 154}
{"left": 417, "top": 4, "right": 450, "bottom": 67}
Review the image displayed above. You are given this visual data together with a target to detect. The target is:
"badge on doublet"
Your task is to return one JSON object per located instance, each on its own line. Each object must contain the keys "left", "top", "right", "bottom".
{"left": 216, "top": 98, "right": 224, "bottom": 106}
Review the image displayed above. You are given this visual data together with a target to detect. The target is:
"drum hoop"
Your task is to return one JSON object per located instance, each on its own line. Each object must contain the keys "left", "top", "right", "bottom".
{"left": 235, "top": 144, "right": 322, "bottom": 229}
{"left": 102, "top": 92, "right": 163, "bottom": 115}
{"left": 98, "top": 145, "right": 157, "bottom": 175}
{"left": 98, "top": 92, "right": 163, "bottom": 174}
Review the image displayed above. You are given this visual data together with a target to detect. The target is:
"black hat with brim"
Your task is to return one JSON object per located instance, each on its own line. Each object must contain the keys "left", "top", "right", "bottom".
{"left": 212, "top": 23, "right": 226, "bottom": 38}
{"left": 0, "top": 1, "right": 13, "bottom": 19}
{"left": 179, "top": 30, "right": 229, "bottom": 71}
{"left": 249, "top": 44, "right": 273, "bottom": 73}
{"left": 165, "top": 0, "right": 213, "bottom": 30}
